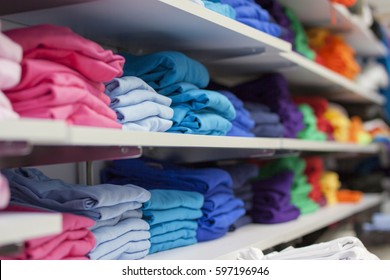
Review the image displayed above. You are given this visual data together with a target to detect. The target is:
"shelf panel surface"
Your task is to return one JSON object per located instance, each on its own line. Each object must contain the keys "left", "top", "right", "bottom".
{"left": 278, "top": 0, "right": 386, "bottom": 56}
{"left": 208, "top": 51, "right": 385, "bottom": 104}
{"left": 145, "top": 194, "right": 382, "bottom": 260}
{"left": 2, "top": 0, "right": 291, "bottom": 62}
{"left": 0, "top": 212, "right": 62, "bottom": 246}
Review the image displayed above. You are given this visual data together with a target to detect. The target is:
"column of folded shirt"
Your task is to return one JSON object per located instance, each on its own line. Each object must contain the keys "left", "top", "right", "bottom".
{"left": 2, "top": 167, "right": 151, "bottom": 260}
{"left": 232, "top": 73, "right": 304, "bottom": 138}
{"left": 222, "top": 163, "right": 259, "bottom": 229}
{"left": 237, "top": 236, "right": 379, "bottom": 260}
{"left": 250, "top": 170, "right": 300, "bottom": 223}
{"left": 0, "top": 204, "right": 96, "bottom": 260}
{"left": 3, "top": 24, "right": 124, "bottom": 128}
{"left": 297, "top": 104, "right": 327, "bottom": 141}
{"left": 143, "top": 189, "right": 203, "bottom": 254}
{"left": 293, "top": 96, "right": 334, "bottom": 140}
{"left": 304, "top": 157, "right": 326, "bottom": 207}
{"left": 0, "top": 21, "right": 21, "bottom": 120}
{"left": 259, "top": 157, "right": 320, "bottom": 215}
{"left": 202, "top": 0, "right": 284, "bottom": 38}
{"left": 119, "top": 51, "right": 236, "bottom": 135}
{"left": 218, "top": 90, "right": 255, "bottom": 137}
{"left": 104, "top": 76, "right": 173, "bottom": 132}
{"left": 320, "top": 171, "right": 341, "bottom": 205}
{"left": 101, "top": 158, "right": 245, "bottom": 242}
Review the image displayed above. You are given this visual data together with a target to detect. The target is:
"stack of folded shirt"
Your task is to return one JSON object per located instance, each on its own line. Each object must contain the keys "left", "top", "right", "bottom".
{"left": 255, "top": 0, "right": 295, "bottom": 44}
{"left": 304, "top": 157, "right": 326, "bottom": 206}
{"left": 336, "top": 189, "right": 363, "bottom": 203}
{"left": 105, "top": 76, "right": 173, "bottom": 132}
{"left": 349, "top": 116, "right": 372, "bottom": 144}
{"left": 219, "top": 90, "right": 255, "bottom": 137}
{"left": 0, "top": 24, "right": 21, "bottom": 120}
{"left": 324, "top": 104, "right": 351, "bottom": 142}
{"left": 297, "top": 104, "right": 327, "bottom": 141}
{"left": 101, "top": 158, "right": 245, "bottom": 241}
{"left": 250, "top": 171, "right": 300, "bottom": 223}
{"left": 244, "top": 102, "right": 284, "bottom": 137}
{"left": 0, "top": 205, "right": 96, "bottom": 260}
{"left": 238, "top": 236, "right": 379, "bottom": 260}
{"left": 0, "top": 172, "right": 10, "bottom": 209}
{"left": 293, "top": 96, "right": 334, "bottom": 140}
{"left": 284, "top": 7, "right": 316, "bottom": 60}
{"left": 120, "top": 51, "right": 235, "bottom": 135}
{"left": 4, "top": 24, "right": 124, "bottom": 128}
{"left": 259, "top": 157, "right": 319, "bottom": 215}
{"left": 142, "top": 189, "right": 203, "bottom": 254}
{"left": 320, "top": 171, "right": 341, "bottom": 205}
{"left": 3, "top": 167, "right": 152, "bottom": 260}
{"left": 307, "top": 28, "right": 360, "bottom": 79}
{"left": 232, "top": 73, "right": 304, "bottom": 138}
{"left": 203, "top": 0, "right": 283, "bottom": 37}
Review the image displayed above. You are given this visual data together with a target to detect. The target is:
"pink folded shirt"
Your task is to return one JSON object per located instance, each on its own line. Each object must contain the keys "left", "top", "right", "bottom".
{"left": 5, "top": 24, "right": 124, "bottom": 82}
{"left": 0, "top": 205, "right": 96, "bottom": 260}
{"left": 4, "top": 59, "right": 120, "bottom": 128}
{"left": 0, "top": 173, "right": 10, "bottom": 209}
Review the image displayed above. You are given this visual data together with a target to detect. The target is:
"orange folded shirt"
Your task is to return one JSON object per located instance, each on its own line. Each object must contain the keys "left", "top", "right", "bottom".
{"left": 336, "top": 189, "right": 363, "bottom": 203}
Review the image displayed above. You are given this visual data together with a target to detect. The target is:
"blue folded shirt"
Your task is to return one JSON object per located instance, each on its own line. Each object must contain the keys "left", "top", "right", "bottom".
{"left": 101, "top": 158, "right": 233, "bottom": 195}
{"left": 202, "top": 1, "right": 236, "bottom": 19}
{"left": 143, "top": 189, "right": 204, "bottom": 211}
{"left": 115, "top": 101, "right": 174, "bottom": 123}
{"left": 149, "top": 237, "right": 197, "bottom": 254}
{"left": 143, "top": 207, "right": 203, "bottom": 226}
{"left": 122, "top": 117, "right": 173, "bottom": 132}
{"left": 150, "top": 220, "right": 198, "bottom": 236}
{"left": 120, "top": 51, "right": 210, "bottom": 90}
{"left": 4, "top": 168, "right": 151, "bottom": 221}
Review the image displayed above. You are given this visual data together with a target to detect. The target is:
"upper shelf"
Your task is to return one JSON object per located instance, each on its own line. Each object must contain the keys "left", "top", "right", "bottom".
{"left": 278, "top": 0, "right": 387, "bottom": 57}
{"left": 0, "top": 119, "right": 383, "bottom": 166}
{"left": 1, "top": 0, "right": 291, "bottom": 62}
{"left": 145, "top": 193, "right": 382, "bottom": 260}
{"left": 208, "top": 51, "right": 385, "bottom": 104}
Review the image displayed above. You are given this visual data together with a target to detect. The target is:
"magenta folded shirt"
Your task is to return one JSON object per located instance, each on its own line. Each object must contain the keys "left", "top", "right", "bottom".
{"left": 5, "top": 24, "right": 124, "bottom": 82}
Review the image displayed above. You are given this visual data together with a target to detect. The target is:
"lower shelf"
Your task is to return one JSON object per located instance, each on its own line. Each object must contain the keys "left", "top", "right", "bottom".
{"left": 145, "top": 194, "right": 382, "bottom": 260}
{"left": 0, "top": 212, "right": 62, "bottom": 247}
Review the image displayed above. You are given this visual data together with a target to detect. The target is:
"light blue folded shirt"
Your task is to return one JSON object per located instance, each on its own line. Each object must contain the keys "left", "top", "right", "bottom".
{"left": 110, "top": 89, "right": 172, "bottom": 108}
{"left": 169, "top": 110, "right": 232, "bottom": 135}
{"left": 170, "top": 88, "right": 236, "bottom": 120}
{"left": 151, "top": 228, "right": 197, "bottom": 244}
{"left": 119, "top": 246, "right": 150, "bottom": 260}
{"left": 91, "top": 209, "right": 143, "bottom": 230}
{"left": 149, "top": 237, "right": 197, "bottom": 254}
{"left": 143, "top": 207, "right": 203, "bottom": 226}
{"left": 122, "top": 117, "right": 173, "bottom": 132}
{"left": 120, "top": 51, "right": 210, "bottom": 90}
{"left": 150, "top": 220, "right": 198, "bottom": 236}
{"left": 143, "top": 189, "right": 204, "bottom": 211}
{"left": 105, "top": 76, "right": 156, "bottom": 97}
{"left": 115, "top": 101, "right": 174, "bottom": 123}
{"left": 89, "top": 218, "right": 150, "bottom": 260}
{"left": 4, "top": 168, "right": 151, "bottom": 221}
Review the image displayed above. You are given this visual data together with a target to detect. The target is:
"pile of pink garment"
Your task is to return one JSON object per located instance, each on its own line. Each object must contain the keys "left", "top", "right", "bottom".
{"left": 4, "top": 24, "right": 125, "bottom": 128}
{"left": 0, "top": 205, "right": 96, "bottom": 260}
{"left": 0, "top": 21, "right": 21, "bottom": 120}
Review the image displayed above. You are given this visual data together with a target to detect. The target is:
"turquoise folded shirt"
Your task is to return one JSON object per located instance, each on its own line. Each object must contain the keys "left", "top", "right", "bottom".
{"left": 143, "top": 207, "right": 203, "bottom": 226}
{"left": 143, "top": 189, "right": 204, "bottom": 210}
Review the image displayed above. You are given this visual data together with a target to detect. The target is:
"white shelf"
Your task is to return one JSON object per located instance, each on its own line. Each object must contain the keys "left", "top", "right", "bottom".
{"left": 1, "top": 0, "right": 291, "bottom": 62}
{"left": 208, "top": 51, "right": 385, "bottom": 104}
{"left": 279, "top": 0, "right": 386, "bottom": 57}
{"left": 0, "top": 119, "right": 383, "bottom": 164}
{"left": 145, "top": 194, "right": 382, "bottom": 260}
{"left": 0, "top": 212, "right": 62, "bottom": 246}
{"left": 280, "top": 139, "right": 381, "bottom": 154}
